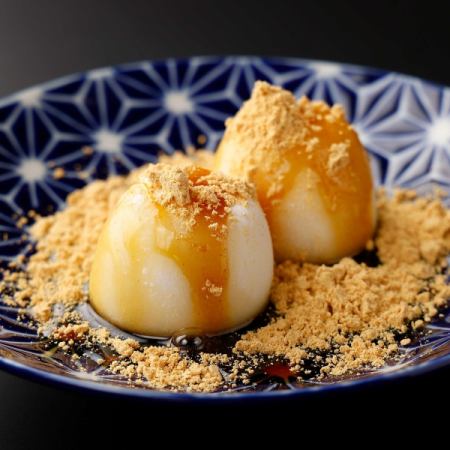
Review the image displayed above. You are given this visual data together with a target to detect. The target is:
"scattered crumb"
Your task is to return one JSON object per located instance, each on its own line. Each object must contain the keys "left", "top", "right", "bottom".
{"left": 111, "top": 346, "right": 223, "bottom": 392}
{"left": 197, "top": 135, "right": 207, "bottom": 145}
{"left": 327, "top": 141, "right": 350, "bottom": 176}
{"left": 53, "top": 167, "right": 65, "bottom": 179}
{"left": 16, "top": 217, "right": 28, "bottom": 228}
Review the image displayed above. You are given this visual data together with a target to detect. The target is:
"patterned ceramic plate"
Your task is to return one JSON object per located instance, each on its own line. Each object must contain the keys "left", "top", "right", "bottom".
{"left": 1, "top": 57, "right": 449, "bottom": 401}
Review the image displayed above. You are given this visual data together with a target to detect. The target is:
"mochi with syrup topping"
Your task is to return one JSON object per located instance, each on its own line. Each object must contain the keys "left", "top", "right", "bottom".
{"left": 215, "top": 81, "right": 376, "bottom": 264}
{"left": 89, "top": 163, "right": 273, "bottom": 337}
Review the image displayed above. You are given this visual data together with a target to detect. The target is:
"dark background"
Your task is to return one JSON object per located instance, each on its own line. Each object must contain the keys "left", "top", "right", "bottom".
{"left": 0, "top": 0, "right": 449, "bottom": 446}
{"left": 1, "top": 0, "right": 450, "bottom": 96}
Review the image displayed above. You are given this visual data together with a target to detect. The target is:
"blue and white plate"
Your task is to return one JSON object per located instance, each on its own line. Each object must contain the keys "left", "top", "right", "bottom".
{"left": 1, "top": 56, "right": 449, "bottom": 401}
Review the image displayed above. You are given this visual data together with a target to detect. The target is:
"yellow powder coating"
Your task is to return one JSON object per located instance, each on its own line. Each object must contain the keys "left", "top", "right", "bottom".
{"left": 215, "top": 81, "right": 375, "bottom": 262}
{"left": 216, "top": 81, "right": 308, "bottom": 199}
{"left": 138, "top": 163, "right": 254, "bottom": 233}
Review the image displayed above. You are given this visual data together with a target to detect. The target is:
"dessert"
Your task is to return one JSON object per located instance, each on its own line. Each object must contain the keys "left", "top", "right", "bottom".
{"left": 0, "top": 81, "right": 449, "bottom": 394}
{"left": 215, "top": 81, "right": 376, "bottom": 264}
{"left": 90, "top": 164, "right": 273, "bottom": 337}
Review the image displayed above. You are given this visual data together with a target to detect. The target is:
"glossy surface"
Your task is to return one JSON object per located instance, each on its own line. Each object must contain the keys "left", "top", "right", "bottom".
{"left": 216, "top": 104, "right": 375, "bottom": 263}
{"left": 90, "top": 168, "right": 273, "bottom": 336}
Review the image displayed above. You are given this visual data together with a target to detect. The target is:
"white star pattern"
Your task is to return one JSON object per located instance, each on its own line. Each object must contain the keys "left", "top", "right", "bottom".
{"left": 0, "top": 57, "right": 449, "bottom": 393}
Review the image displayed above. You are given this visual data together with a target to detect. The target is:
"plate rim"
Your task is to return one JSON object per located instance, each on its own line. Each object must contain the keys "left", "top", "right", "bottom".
{"left": 0, "top": 55, "right": 449, "bottom": 401}
{"left": 1, "top": 350, "right": 449, "bottom": 402}
{"left": 1, "top": 54, "right": 447, "bottom": 109}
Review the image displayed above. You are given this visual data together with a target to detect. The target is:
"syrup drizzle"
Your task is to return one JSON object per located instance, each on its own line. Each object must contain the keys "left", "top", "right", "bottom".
{"left": 154, "top": 167, "right": 230, "bottom": 333}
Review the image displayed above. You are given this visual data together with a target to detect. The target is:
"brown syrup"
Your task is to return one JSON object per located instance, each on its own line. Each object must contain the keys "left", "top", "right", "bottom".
{"left": 154, "top": 166, "right": 230, "bottom": 333}
{"left": 89, "top": 166, "right": 233, "bottom": 335}
{"left": 264, "top": 362, "right": 297, "bottom": 381}
{"left": 250, "top": 114, "right": 374, "bottom": 260}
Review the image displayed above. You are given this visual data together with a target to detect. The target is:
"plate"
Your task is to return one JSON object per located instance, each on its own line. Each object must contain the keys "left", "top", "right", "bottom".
{"left": 0, "top": 56, "right": 450, "bottom": 401}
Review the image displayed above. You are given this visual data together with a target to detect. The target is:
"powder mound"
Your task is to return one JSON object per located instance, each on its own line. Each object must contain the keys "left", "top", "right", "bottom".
{"left": 223, "top": 80, "right": 348, "bottom": 157}
{"left": 376, "top": 189, "right": 450, "bottom": 267}
{"left": 218, "top": 81, "right": 356, "bottom": 201}
{"left": 224, "top": 81, "right": 307, "bottom": 153}
{"left": 235, "top": 190, "right": 450, "bottom": 376}
{"left": 140, "top": 163, "right": 255, "bottom": 214}
{"left": 20, "top": 176, "right": 132, "bottom": 312}
{"left": 140, "top": 163, "right": 192, "bottom": 207}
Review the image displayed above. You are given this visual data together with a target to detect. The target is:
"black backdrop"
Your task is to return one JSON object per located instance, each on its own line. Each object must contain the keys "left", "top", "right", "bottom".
{"left": 0, "top": 0, "right": 449, "bottom": 446}
{"left": 2, "top": 0, "right": 450, "bottom": 96}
